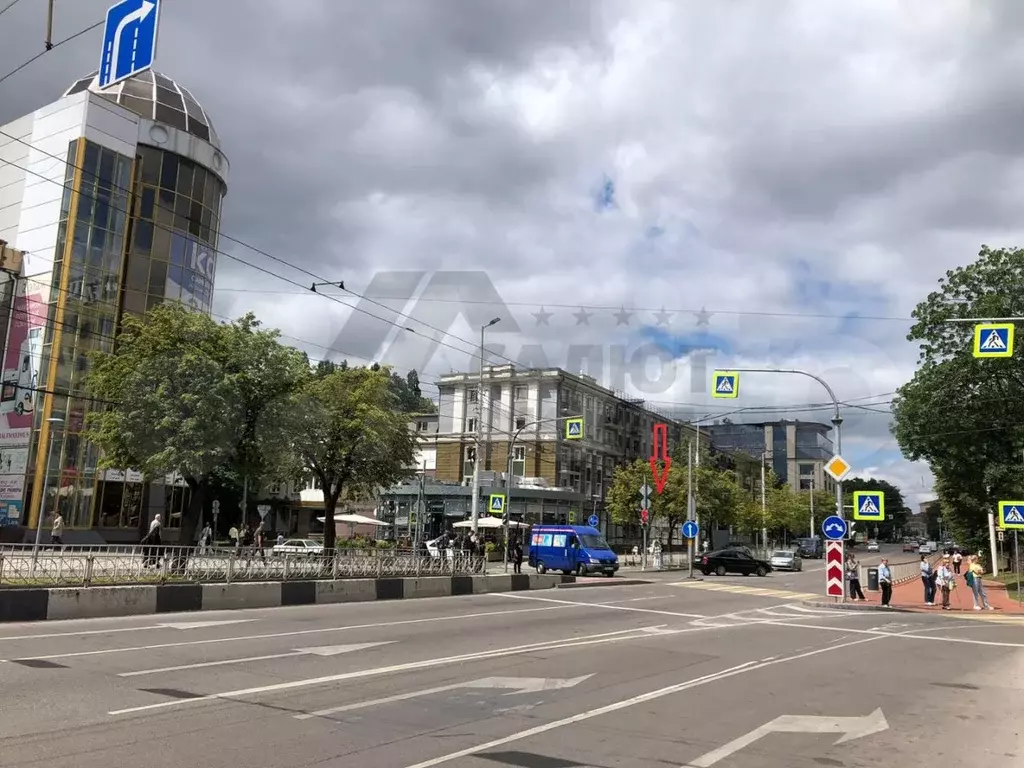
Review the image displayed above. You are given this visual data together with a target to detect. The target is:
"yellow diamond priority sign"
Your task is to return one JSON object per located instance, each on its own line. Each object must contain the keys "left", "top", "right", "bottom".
{"left": 824, "top": 455, "right": 851, "bottom": 482}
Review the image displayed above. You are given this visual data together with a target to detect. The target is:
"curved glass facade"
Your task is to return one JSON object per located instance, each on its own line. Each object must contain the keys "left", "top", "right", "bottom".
{"left": 28, "top": 137, "right": 226, "bottom": 535}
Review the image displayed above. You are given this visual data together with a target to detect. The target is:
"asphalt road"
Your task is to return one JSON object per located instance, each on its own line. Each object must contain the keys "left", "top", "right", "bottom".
{"left": 2, "top": 568, "right": 1021, "bottom": 768}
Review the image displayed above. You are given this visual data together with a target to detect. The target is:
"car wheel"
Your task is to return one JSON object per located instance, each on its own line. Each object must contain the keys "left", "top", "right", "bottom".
{"left": 536, "top": 562, "right": 546, "bottom": 574}
{"left": 756, "top": 566, "right": 768, "bottom": 577}
{"left": 715, "top": 565, "right": 726, "bottom": 577}
{"left": 575, "top": 563, "right": 587, "bottom": 577}
{"left": 701, "top": 569, "right": 710, "bottom": 576}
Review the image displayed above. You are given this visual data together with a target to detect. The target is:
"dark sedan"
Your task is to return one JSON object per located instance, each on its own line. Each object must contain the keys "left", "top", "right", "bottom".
{"left": 699, "top": 548, "right": 772, "bottom": 577}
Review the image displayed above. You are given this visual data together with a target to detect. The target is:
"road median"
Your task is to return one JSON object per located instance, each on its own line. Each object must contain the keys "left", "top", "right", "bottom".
{"left": 0, "top": 573, "right": 574, "bottom": 623}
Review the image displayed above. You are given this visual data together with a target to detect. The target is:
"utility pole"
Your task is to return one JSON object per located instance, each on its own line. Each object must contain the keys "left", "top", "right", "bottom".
{"left": 470, "top": 318, "right": 501, "bottom": 536}
{"left": 760, "top": 452, "right": 767, "bottom": 554}
{"left": 809, "top": 476, "right": 815, "bottom": 538}
{"left": 687, "top": 440, "right": 695, "bottom": 580}
{"left": 414, "top": 462, "right": 425, "bottom": 551}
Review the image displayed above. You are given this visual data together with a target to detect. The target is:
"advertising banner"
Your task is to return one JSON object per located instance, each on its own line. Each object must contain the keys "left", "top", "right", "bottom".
{"left": 168, "top": 233, "right": 216, "bottom": 313}
{"left": 0, "top": 281, "right": 46, "bottom": 525}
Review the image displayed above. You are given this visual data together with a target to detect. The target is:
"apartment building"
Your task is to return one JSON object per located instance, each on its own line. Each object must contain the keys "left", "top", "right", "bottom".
{"left": 435, "top": 365, "right": 695, "bottom": 501}
{"left": 700, "top": 420, "right": 837, "bottom": 494}
{"left": 408, "top": 413, "right": 439, "bottom": 476}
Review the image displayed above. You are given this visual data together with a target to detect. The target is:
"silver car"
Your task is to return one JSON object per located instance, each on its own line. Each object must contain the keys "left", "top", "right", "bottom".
{"left": 769, "top": 549, "right": 802, "bottom": 572}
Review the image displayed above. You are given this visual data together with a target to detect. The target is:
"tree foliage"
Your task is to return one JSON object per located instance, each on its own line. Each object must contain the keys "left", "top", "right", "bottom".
{"left": 85, "top": 305, "right": 307, "bottom": 544}
{"left": 313, "top": 360, "right": 435, "bottom": 412}
{"left": 280, "top": 366, "right": 417, "bottom": 552}
{"left": 891, "top": 245, "right": 1024, "bottom": 550}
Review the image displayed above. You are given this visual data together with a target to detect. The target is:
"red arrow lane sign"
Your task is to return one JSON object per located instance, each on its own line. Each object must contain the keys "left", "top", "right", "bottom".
{"left": 826, "top": 541, "right": 844, "bottom": 598}
{"left": 649, "top": 423, "right": 672, "bottom": 494}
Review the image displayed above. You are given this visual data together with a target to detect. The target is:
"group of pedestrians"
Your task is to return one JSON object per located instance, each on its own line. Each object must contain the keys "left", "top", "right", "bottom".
{"left": 920, "top": 553, "right": 995, "bottom": 611}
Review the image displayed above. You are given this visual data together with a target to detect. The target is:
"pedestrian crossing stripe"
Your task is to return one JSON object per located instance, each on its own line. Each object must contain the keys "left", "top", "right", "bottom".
{"left": 668, "top": 581, "right": 820, "bottom": 602}
{"left": 980, "top": 330, "right": 1007, "bottom": 350}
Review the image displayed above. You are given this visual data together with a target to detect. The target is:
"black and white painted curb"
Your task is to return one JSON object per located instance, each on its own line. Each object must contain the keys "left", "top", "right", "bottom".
{"left": 0, "top": 573, "right": 578, "bottom": 623}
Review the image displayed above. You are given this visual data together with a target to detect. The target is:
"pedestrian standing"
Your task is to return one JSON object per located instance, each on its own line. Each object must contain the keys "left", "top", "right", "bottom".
{"left": 878, "top": 558, "right": 893, "bottom": 607}
{"left": 920, "top": 554, "right": 935, "bottom": 605}
{"left": 937, "top": 556, "right": 954, "bottom": 610}
{"left": 966, "top": 555, "right": 994, "bottom": 611}
{"left": 512, "top": 538, "right": 523, "bottom": 574}
{"left": 952, "top": 550, "right": 963, "bottom": 575}
{"left": 846, "top": 554, "right": 866, "bottom": 601}
{"left": 50, "top": 511, "right": 64, "bottom": 547}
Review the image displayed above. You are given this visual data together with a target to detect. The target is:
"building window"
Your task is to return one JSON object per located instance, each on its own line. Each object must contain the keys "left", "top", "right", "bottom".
{"left": 798, "top": 463, "right": 815, "bottom": 476}
{"left": 512, "top": 445, "right": 526, "bottom": 477}
{"left": 466, "top": 418, "right": 477, "bottom": 433}
{"left": 467, "top": 389, "right": 478, "bottom": 403}
{"left": 417, "top": 421, "right": 429, "bottom": 432}
{"left": 515, "top": 416, "right": 527, "bottom": 430}
{"left": 514, "top": 386, "right": 526, "bottom": 401}
{"left": 463, "top": 446, "right": 476, "bottom": 481}
{"left": 266, "top": 482, "right": 282, "bottom": 496}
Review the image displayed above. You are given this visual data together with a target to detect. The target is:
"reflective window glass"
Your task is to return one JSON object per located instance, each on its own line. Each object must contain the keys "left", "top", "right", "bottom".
{"left": 176, "top": 159, "right": 194, "bottom": 197}
{"left": 148, "top": 260, "right": 166, "bottom": 295}
{"left": 83, "top": 142, "right": 100, "bottom": 180}
{"left": 123, "top": 289, "right": 146, "bottom": 316}
{"left": 154, "top": 73, "right": 175, "bottom": 90}
{"left": 140, "top": 147, "right": 160, "bottom": 185}
{"left": 121, "top": 77, "right": 151, "bottom": 100}
{"left": 140, "top": 186, "right": 155, "bottom": 219}
{"left": 133, "top": 219, "right": 153, "bottom": 252}
{"left": 156, "top": 86, "right": 184, "bottom": 111}
{"left": 159, "top": 152, "right": 177, "bottom": 190}
{"left": 155, "top": 104, "right": 187, "bottom": 131}
{"left": 190, "top": 121, "right": 210, "bottom": 142}
{"left": 191, "top": 167, "right": 207, "bottom": 200}
{"left": 151, "top": 221, "right": 171, "bottom": 258}
{"left": 98, "top": 149, "right": 115, "bottom": 188}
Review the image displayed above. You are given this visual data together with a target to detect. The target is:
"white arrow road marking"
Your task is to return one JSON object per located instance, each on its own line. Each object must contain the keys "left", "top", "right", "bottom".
{"left": 684, "top": 709, "right": 888, "bottom": 767}
{"left": 119, "top": 642, "right": 393, "bottom": 677}
{"left": 157, "top": 620, "right": 255, "bottom": 630}
{"left": 111, "top": 1, "right": 156, "bottom": 78}
{"left": 296, "top": 675, "right": 593, "bottom": 720}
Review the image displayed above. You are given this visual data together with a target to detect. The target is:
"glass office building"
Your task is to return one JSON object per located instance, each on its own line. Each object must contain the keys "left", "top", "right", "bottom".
{"left": 0, "top": 70, "right": 229, "bottom": 541}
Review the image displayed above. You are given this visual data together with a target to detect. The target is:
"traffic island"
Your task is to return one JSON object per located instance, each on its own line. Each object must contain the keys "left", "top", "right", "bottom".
{"left": 804, "top": 575, "right": 1024, "bottom": 616}
{"left": 0, "top": 573, "right": 575, "bottom": 623}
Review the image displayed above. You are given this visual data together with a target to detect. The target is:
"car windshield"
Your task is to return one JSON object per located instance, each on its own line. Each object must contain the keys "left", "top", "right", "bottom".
{"left": 581, "top": 534, "right": 611, "bottom": 551}
{"left": 772, "top": 551, "right": 792, "bottom": 558}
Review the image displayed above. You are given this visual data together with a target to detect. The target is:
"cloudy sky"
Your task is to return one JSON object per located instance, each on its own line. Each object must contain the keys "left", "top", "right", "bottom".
{"left": 4, "top": 0, "right": 1020, "bottom": 508}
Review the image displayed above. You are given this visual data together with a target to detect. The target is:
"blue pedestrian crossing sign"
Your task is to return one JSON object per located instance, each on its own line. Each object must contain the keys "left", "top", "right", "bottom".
{"left": 822, "top": 515, "right": 848, "bottom": 540}
{"left": 565, "top": 417, "right": 584, "bottom": 440}
{"left": 973, "top": 323, "right": 1014, "bottom": 358}
{"left": 99, "top": 0, "right": 161, "bottom": 89}
{"left": 488, "top": 494, "right": 506, "bottom": 515}
{"left": 587, "top": 514, "right": 600, "bottom": 528}
{"left": 712, "top": 370, "right": 739, "bottom": 399}
{"left": 998, "top": 501, "right": 1024, "bottom": 530}
{"left": 681, "top": 520, "right": 699, "bottom": 539}
{"left": 853, "top": 491, "right": 885, "bottom": 521}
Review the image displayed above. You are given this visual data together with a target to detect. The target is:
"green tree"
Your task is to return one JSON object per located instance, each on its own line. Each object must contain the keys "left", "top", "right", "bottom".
{"left": 283, "top": 366, "right": 417, "bottom": 552}
{"left": 85, "top": 305, "right": 307, "bottom": 545}
{"left": 891, "top": 245, "right": 1024, "bottom": 549}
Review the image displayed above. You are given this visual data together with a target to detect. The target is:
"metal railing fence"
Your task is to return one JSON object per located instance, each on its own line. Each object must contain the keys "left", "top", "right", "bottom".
{"left": 0, "top": 544, "right": 485, "bottom": 588}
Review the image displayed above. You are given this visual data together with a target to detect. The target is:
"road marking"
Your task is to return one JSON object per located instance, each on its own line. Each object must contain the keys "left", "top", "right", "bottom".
{"left": 1, "top": 605, "right": 565, "bottom": 663}
{"left": 108, "top": 625, "right": 690, "bottom": 715}
{"left": 0, "top": 622, "right": 251, "bottom": 643}
{"left": 686, "top": 709, "right": 888, "bottom": 766}
{"left": 296, "top": 674, "right": 593, "bottom": 720}
{"left": 156, "top": 620, "right": 255, "bottom": 630}
{"left": 118, "top": 642, "right": 394, "bottom": 677}
{"left": 399, "top": 633, "right": 891, "bottom": 768}
{"left": 669, "top": 581, "right": 821, "bottom": 601}
{"left": 492, "top": 592, "right": 706, "bottom": 618}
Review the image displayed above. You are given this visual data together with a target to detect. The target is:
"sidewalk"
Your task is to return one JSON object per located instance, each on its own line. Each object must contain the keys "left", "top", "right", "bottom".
{"left": 859, "top": 575, "right": 1024, "bottom": 614}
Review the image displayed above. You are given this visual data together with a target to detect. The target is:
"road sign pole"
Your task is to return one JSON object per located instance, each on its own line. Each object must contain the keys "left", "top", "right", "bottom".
{"left": 1016, "top": 530, "right": 1021, "bottom": 606}
{"left": 642, "top": 525, "right": 648, "bottom": 571}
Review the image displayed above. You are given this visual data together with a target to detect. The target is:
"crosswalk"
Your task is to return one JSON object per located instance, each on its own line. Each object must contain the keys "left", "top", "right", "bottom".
{"left": 945, "top": 611, "right": 1024, "bottom": 627}
{"left": 689, "top": 603, "right": 846, "bottom": 629}
{"left": 667, "top": 580, "right": 822, "bottom": 602}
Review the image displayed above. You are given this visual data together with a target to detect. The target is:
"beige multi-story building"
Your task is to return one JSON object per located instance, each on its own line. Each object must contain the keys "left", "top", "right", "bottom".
{"left": 435, "top": 364, "right": 696, "bottom": 500}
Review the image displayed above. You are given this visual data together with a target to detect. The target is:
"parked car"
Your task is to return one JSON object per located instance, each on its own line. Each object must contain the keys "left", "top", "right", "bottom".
{"left": 700, "top": 548, "right": 772, "bottom": 577}
{"left": 796, "top": 537, "right": 823, "bottom": 559}
{"left": 866, "top": 540, "right": 880, "bottom": 553}
{"left": 902, "top": 539, "right": 918, "bottom": 552}
{"left": 769, "top": 550, "right": 802, "bottom": 572}
{"left": 918, "top": 541, "right": 935, "bottom": 555}
{"left": 271, "top": 538, "right": 324, "bottom": 557}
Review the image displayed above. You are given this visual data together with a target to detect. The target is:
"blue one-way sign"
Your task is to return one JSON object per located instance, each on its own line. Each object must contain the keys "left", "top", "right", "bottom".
{"left": 99, "top": 0, "right": 161, "bottom": 90}
{"left": 681, "top": 520, "right": 699, "bottom": 540}
{"left": 821, "top": 515, "right": 848, "bottom": 541}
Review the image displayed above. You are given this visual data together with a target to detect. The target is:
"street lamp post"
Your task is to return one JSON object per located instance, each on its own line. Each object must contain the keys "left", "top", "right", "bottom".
{"left": 470, "top": 317, "right": 501, "bottom": 536}
{"left": 760, "top": 450, "right": 768, "bottom": 555}
{"left": 725, "top": 368, "right": 844, "bottom": 524}
{"left": 32, "top": 416, "right": 64, "bottom": 567}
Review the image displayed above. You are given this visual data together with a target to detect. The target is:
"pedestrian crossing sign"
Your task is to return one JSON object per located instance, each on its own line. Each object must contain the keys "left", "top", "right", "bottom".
{"left": 852, "top": 491, "right": 885, "bottom": 521}
{"left": 973, "top": 323, "right": 1014, "bottom": 358}
{"left": 565, "top": 417, "right": 584, "bottom": 440}
{"left": 998, "top": 501, "right": 1024, "bottom": 530}
{"left": 712, "top": 371, "right": 739, "bottom": 399}
{"left": 488, "top": 494, "right": 506, "bottom": 515}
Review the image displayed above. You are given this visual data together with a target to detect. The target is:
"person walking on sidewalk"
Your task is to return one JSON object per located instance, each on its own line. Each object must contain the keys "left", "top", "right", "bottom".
{"left": 878, "top": 558, "right": 893, "bottom": 607}
{"left": 966, "top": 555, "right": 995, "bottom": 611}
{"left": 50, "top": 511, "right": 64, "bottom": 547}
{"left": 920, "top": 554, "right": 936, "bottom": 605}
{"left": 846, "top": 553, "right": 866, "bottom": 601}
{"left": 936, "top": 556, "right": 955, "bottom": 610}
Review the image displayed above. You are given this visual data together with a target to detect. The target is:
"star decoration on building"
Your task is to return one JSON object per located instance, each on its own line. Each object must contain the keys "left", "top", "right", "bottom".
{"left": 533, "top": 306, "right": 553, "bottom": 325}
{"left": 694, "top": 306, "right": 713, "bottom": 328}
{"left": 613, "top": 306, "right": 632, "bottom": 326}
{"left": 653, "top": 307, "right": 672, "bottom": 326}
{"left": 573, "top": 307, "right": 593, "bottom": 325}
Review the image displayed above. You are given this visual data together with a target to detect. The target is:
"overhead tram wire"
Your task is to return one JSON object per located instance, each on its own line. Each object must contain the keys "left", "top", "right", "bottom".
{"left": 0, "top": 0, "right": 25, "bottom": 21}
{"left": 0, "top": 19, "right": 104, "bottom": 87}
{"left": 0, "top": 150, "right": 509, "bottom": 370}
{"left": 0, "top": 130, "right": 533, "bottom": 376}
